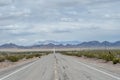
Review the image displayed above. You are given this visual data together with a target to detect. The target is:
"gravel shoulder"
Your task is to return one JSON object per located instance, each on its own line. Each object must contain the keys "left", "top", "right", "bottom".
{"left": 0, "top": 57, "right": 39, "bottom": 78}
{"left": 71, "top": 56, "right": 120, "bottom": 75}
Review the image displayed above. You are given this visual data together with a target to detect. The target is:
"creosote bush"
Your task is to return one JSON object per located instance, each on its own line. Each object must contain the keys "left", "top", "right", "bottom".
{"left": 0, "top": 51, "right": 51, "bottom": 62}
{"left": 6, "top": 56, "right": 20, "bottom": 62}
{"left": 113, "top": 58, "right": 120, "bottom": 64}
{"left": 60, "top": 50, "right": 120, "bottom": 64}
{"left": 0, "top": 56, "right": 5, "bottom": 62}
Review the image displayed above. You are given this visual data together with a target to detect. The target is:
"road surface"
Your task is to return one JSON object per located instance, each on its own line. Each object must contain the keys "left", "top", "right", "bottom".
{"left": 0, "top": 53, "right": 120, "bottom": 80}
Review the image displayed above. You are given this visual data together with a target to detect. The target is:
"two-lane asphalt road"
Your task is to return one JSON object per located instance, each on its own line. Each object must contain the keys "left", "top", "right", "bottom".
{"left": 0, "top": 53, "right": 120, "bottom": 80}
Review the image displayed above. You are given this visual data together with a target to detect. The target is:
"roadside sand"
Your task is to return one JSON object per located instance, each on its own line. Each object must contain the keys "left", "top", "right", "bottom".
{"left": 0, "top": 58, "right": 38, "bottom": 70}
{"left": 75, "top": 56, "right": 120, "bottom": 75}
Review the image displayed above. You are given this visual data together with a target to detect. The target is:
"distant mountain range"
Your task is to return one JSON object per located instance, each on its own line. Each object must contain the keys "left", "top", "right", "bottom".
{"left": 36, "top": 40, "right": 81, "bottom": 45}
{"left": 0, "top": 41, "right": 120, "bottom": 49}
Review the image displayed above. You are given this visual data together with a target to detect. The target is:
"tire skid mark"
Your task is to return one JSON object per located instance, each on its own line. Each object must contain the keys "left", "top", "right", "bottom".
{"left": 57, "top": 54, "right": 70, "bottom": 80}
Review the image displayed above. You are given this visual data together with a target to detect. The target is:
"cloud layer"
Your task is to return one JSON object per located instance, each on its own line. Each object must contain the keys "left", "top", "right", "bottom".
{"left": 0, "top": 0, "right": 120, "bottom": 45}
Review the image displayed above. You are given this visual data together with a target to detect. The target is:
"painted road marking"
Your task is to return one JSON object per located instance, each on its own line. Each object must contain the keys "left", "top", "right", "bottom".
{"left": 76, "top": 61, "right": 120, "bottom": 80}
{"left": 0, "top": 60, "right": 38, "bottom": 80}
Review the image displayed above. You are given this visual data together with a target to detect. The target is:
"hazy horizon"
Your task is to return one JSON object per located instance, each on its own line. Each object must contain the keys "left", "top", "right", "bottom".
{"left": 0, "top": 0, "right": 120, "bottom": 45}
{"left": 1, "top": 40, "right": 120, "bottom": 46}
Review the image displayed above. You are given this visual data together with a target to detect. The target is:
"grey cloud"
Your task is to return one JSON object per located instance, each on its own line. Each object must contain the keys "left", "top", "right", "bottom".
{"left": 0, "top": 10, "right": 30, "bottom": 20}
{"left": 0, "top": 0, "right": 120, "bottom": 44}
{"left": 10, "top": 32, "right": 36, "bottom": 36}
{"left": 0, "top": 0, "right": 13, "bottom": 6}
{"left": 52, "top": 29, "right": 71, "bottom": 33}
{"left": 0, "top": 28, "right": 16, "bottom": 31}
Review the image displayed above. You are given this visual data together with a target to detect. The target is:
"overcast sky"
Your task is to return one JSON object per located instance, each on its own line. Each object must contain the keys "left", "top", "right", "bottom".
{"left": 0, "top": 0, "right": 120, "bottom": 45}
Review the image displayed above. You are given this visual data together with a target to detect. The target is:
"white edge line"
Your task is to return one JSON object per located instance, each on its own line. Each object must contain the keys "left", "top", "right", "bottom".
{"left": 0, "top": 60, "right": 37, "bottom": 80}
{"left": 76, "top": 61, "right": 120, "bottom": 80}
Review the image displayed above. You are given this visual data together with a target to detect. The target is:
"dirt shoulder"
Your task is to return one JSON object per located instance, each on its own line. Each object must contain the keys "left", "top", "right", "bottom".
{"left": 73, "top": 56, "right": 120, "bottom": 75}
{"left": 0, "top": 57, "right": 39, "bottom": 72}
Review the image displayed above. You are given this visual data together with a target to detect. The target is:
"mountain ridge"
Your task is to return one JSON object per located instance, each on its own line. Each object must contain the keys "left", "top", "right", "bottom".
{"left": 0, "top": 41, "right": 120, "bottom": 49}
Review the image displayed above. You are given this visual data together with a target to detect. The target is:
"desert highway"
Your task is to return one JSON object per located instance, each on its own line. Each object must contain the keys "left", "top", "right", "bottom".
{"left": 0, "top": 53, "right": 120, "bottom": 80}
